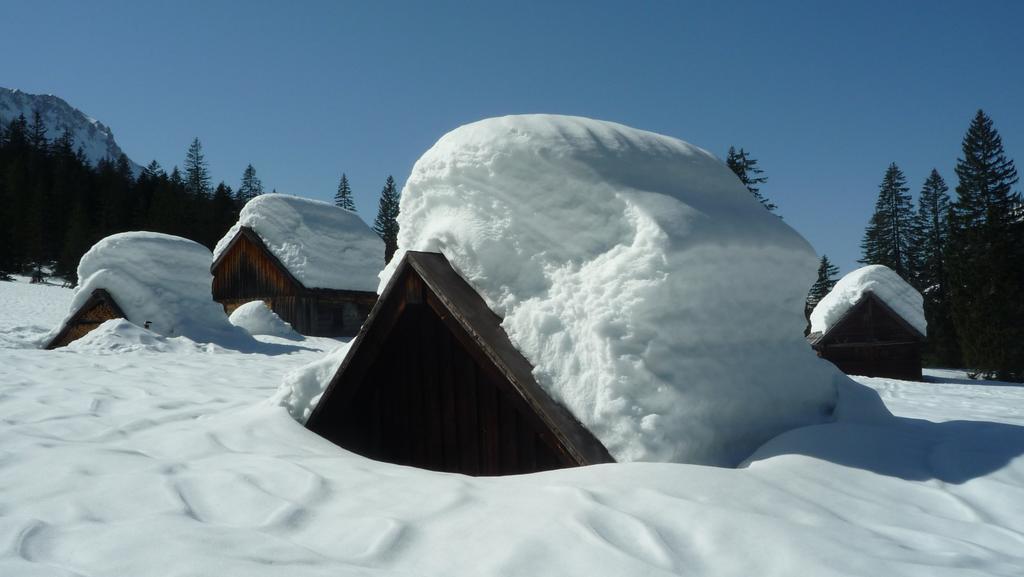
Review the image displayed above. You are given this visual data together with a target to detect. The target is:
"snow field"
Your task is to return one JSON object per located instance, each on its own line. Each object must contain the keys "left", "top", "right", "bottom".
{"left": 1, "top": 278, "right": 1023, "bottom": 576}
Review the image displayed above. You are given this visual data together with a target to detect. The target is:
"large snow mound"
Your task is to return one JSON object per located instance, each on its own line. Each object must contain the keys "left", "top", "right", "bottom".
{"left": 810, "top": 265, "right": 926, "bottom": 336}
{"left": 229, "top": 300, "right": 300, "bottom": 339}
{"left": 351, "top": 114, "right": 847, "bottom": 466}
{"left": 213, "top": 194, "right": 384, "bottom": 291}
{"left": 47, "top": 232, "right": 243, "bottom": 344}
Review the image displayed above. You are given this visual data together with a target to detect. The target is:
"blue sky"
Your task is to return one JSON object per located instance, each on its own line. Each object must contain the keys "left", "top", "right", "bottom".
{"left": 2, "top": 0, "right": 1022, "bottom": 274}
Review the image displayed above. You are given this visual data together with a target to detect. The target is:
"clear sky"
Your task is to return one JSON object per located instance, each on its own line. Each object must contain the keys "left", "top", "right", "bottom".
{"left": 2, "top": 0, "right": 1021, "bottom": 274}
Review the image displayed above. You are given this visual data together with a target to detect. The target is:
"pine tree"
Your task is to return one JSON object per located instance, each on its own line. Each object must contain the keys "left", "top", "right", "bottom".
{"left": 913, "top": 170, "right": 951, "bottom": 291}
{"left": 237, "top": 164, "right": 263, "bottom": 204}
{"left": 7, "top": 114, "right": 28, "bottom": 149}
{"left": 142, "top": 160, "right": 166, "bottom": 180}
{"left": 183, "top": 138, "right": 211, "bottom": 197}
{"left": 52, "top": 127, "right": 75, "bottom": 158}
{"left": 912, "top": 169, "right": 960, "bottom": 366}
{"left": 859, "top": 163, "right": 916, "bottom": 279}
{"left": 807, "top": 255, "right": 840, "bottom": 309}
{"left": 373, "top": 175, "right": 400, "bottom": 263}
{"left": 169, "top": 166, "right": 184, "bottom": 186}
{"left": 55, "top": 202, "right": 92, "bottom": 286}
{"left": 946, "top": 110, "right": 1023, "bottom": 380}
{"left": 334, "top": 173, "right": 356, "bottom": 211}
{"left": 28, "top": 110, "right": 48, "bottom": 152}
{"left": 726, "top": 146, "right": 777, "bottom": 212}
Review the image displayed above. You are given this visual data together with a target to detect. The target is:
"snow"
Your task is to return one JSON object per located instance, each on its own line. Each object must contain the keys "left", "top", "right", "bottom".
{"left": 45, "top": 232, "right": 245, "bottom": 346}
{"left": 213, "top": 194, "right": 384, "bottom": 292}
{"left": 810, "top": 264, "right": 926, "bottom": 336}
{"left": 229, "top": 300, "right": 301, "bottom": 339}
{"left": 369, "top": 114, "right": 847, "bottom": 465}
{"left": 273, "top": 341, "right": 352, "bottom": 421}
{"left": 2, "top": 279, "right": 1024, "bottom": 576}
{"left": 0, "top": 276, "right": 73, "bottom": 348}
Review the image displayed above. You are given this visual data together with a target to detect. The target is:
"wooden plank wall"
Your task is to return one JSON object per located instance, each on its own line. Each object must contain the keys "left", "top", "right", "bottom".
{"left": 211, "top": 233, "right": 299, "bottom": 301}
{"left": 819, "top": 297, "right": 923, "bottom": 380}
{"left": 326, "top": 303, "right": 567, "bottom": 475}
{"left": 49, "top": 300, "right": 123, "bottom": 348}
{"left": 212, "top": 234, "right": 376, "bottom": 336}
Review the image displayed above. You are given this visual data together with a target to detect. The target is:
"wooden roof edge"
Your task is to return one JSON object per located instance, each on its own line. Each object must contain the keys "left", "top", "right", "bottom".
{"left": 816, "top": 290, "right": 926, "bottom": 346}
{"left": 305, "top": 255, "right": 414, "bottom": 427}
{"left": 44, "top": 288, "right": 126, "bottom": 350}
{"left": 211, "top": 227, "right": 305, "bottom": 291}
{"left": 405, "top": 251, "right": 615, "bottom": 466}
{"left": 861, "top": 291, "right": 927, "bottom": 341}
{"left": 306, "top": 251, "right": 615, "bottom": 467}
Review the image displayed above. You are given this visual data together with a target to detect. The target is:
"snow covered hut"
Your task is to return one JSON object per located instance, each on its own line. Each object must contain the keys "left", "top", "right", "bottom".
{"left": 211, "top": 195, "right": 384, "bottom": 337}
{"left": 306, "top": 251, "right": 615, "bottom": 475}
{"left": 45, "top": 288, "right": 125, "bottom": 349}
{"left": 808, "top": 265, "right": 926, "bottom": 381}
{"left": 46, "top": 232, "right": 239, "bottom": 348}
{"left": 298, "top": 114, "right": 847, "bottom": 472}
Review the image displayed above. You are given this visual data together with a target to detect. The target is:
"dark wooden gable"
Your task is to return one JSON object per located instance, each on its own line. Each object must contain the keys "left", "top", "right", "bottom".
{"left": 46, "top": 289, "right": 126, "bottom": 349}
{"left": 306, "top": 251, "right": 615, "bottom": 476}
{"left": 813, "top": 291, "right": 925, "bottom": 348}
{"left": 211, "top": 226, "right": 304, "bottom": 301}
{"left": 809, "top": 291, "right": 925, "bottom": 381}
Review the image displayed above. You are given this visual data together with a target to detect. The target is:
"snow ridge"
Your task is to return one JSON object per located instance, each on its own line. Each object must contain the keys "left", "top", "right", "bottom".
{"left": 0, "top": 87, "right": 141, "bottom": 173}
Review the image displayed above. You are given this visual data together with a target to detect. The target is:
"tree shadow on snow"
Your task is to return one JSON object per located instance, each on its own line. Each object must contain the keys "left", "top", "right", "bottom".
{"left": 747, "top": 386, "right": 1024, "bottom": 484}
{"left": 211, "top": 336, "right": 322, "bottom": 356}
{"left": 923, "top": 371, "right": 1024, "bottom": 388}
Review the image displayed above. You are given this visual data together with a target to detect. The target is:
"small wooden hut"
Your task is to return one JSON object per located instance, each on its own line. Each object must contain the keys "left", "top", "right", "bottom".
{"left": 807, "top": 291, "right": 925, "bottom": 381}
{"left": 306, "top": 251, "right": 615, "bottom": 476}
{"left": 211, "top": 226, "right": 377, "bottom": 337}
{"left": 45, "top": 289, "right": 125, "bottom": 349}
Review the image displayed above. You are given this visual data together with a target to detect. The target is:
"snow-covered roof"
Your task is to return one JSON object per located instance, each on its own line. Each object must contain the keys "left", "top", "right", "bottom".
{"left": 213, "top": 194, "right": 384, "bottom": 292}
{"left": 333, "top": 114, "right": 841, "bottom": 466}
{"left": 810, "top": 265, "right": 926, "bottom": 337}
{"left": 48, "top": 232, "right": 241, "bottom": 344}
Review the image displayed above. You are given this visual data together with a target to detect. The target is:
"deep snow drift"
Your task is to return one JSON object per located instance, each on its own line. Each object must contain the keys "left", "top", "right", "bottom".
{"left": 229, "top": 300, "right": 300, "bottom": 339}
{"left": 46, "top": 232, "right": 243, "bottom": 345}
{"left": 213, "top": 194, "right": 384, "bottom": 292}
{"left": 810, "top": 264, "right": 926, "bottom": 336}
{"left": 312, "top": 114, "right": 854, "bottom": 465}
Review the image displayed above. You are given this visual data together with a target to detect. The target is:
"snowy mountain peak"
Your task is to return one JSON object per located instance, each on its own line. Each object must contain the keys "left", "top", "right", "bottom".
{"left": 0, "top": 87, "right": 141, "bottom": 173}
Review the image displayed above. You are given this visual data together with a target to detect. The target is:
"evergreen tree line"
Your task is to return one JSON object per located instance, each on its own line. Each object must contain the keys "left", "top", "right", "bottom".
{"left": 855, "top": 110, "right": 1022, "bottom": 381}
{"left": 0, "top": 113, "right": 268, "bottom": 284}
{"left": 333, "top": 171, "right": 401, "bottom": 264}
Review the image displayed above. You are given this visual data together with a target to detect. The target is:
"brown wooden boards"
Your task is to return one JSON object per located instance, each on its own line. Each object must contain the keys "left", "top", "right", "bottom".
{"left": 306, "top": 251, "right": 615, "bottom": 475}
{"left": 46, "top": 289, "right": 126, "bottom": 349}
{"left": 211, "top": 226, "right": 376, "bottom": 337}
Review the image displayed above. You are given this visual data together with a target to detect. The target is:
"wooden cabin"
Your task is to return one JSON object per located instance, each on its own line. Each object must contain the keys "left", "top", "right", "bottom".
{"left": 306, "top": 251, "right": 615, "bottom": 476}
{"left": 46, "top": 289, "right": 125, "bottom": 349}
{"left": 211, "top": 226, "right": 377, "bottom": 337}
{"left": 807, "top": 291, "right": 925, "bottom": 381}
